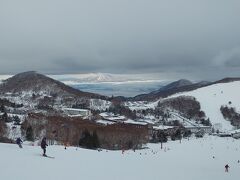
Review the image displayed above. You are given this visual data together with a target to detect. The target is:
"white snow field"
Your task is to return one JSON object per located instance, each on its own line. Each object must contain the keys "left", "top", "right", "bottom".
{"left": 1, "top": 136, "right": 240, "bottom": 180}
{"left": 171, "top": 81, "right": 240, "bottom": 131}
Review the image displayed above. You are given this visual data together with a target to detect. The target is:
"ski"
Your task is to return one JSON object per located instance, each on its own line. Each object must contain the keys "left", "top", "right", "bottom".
{"left": 42, "top": 155, "right": 55, "bottom": 159}
{"left": 45, "top": 156, "right": 55, "bottom": 159}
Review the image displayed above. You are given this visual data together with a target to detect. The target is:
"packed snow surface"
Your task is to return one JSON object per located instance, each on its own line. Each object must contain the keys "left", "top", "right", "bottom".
{"left": 1, "top": 136, "right": 240, "bottom": 180}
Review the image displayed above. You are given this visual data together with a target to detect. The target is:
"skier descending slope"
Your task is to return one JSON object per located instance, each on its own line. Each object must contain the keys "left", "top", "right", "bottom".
{"left": 41, "top": 137, "right": 48, "bottom": 157}
{"left": 16, "top": 137, "right": 23, "bottom": 148}
{"left": 225, "top": 164, "right": 230, "bottom": 172}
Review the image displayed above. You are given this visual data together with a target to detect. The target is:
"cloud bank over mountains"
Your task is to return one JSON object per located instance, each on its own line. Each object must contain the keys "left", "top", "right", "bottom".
{"left": 0, "top": 0, "right": 240, "bottom": 80}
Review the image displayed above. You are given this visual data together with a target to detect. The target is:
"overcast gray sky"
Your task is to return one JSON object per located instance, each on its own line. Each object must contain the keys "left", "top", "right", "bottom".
{"left": 0, "top": 0, "right": 240, "bottom": 80}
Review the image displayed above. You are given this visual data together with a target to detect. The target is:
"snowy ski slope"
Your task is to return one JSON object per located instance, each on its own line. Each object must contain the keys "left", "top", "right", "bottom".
{"left": 171, "top": 81, "right": 240, "bottom": 131}
{"left": 1, "top": 136, "right": 240, "bottom": 180}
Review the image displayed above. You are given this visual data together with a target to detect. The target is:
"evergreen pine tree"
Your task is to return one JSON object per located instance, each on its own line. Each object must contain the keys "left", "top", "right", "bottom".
{"left": 0, "top": 105, "right": 5, "bottom": 113}
{"left": 2, "top": 112, "right": 9, "bottom": 122}
{"left": 26, "top": 126, "right": 34, "bottom": 141}
{"left": 92, "top": 131, "right": 100, "bottom": 149}
{"left": 13, "top": 116, "right": 21, "bottom": 125}
{"left": 79, "top": 129, "right": 100, "bottom": 149}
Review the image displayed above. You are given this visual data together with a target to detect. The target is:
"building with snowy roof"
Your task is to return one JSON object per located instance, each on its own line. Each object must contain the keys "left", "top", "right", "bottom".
{"left": 63, "top": 108, "right": 91, "bottom": 118}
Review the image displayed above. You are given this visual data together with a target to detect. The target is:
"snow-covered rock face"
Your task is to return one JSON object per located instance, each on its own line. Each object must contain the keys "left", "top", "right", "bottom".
{"left": 171, "top": 81, "right": 240, "bottom": 131}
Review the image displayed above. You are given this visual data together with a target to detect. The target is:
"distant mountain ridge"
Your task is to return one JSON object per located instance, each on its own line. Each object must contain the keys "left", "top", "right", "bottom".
{"left": 1, "top": 71, "right": 240, "bottom": 103}
{"left": 151, "top": 79, "right": 193, "bottom": 94}
{"left": 129, "top": 77, "right": 240, "bottom": 101}
{"left": 51, "top": 73, "right": 167, "bottom": 84}
{"left": 0, "top": 71, "right": 106, "bottom": 99}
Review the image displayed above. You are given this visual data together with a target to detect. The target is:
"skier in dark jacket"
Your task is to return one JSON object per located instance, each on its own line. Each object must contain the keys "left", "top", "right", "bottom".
{"left": 225, "top": 164, "right": 230, "bottom": 172}
{"left": 16, "top": 137, "right": 23, "bottom": 148}
{"left": 41, "top": 137, "right": 48, "bottom": 156}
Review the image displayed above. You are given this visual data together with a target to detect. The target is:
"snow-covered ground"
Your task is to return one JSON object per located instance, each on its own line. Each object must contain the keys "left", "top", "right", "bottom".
{"left": 125, "top": 101, "right": 160, "bottom": 111}
{"left": 171, "top": 81, "right": 240, "bottom": 131}
{"left": 90, "top": 99, "right": 111, "bottom": 111}
{"left": 1, "top": 136, "right": 240, "bottom": 180}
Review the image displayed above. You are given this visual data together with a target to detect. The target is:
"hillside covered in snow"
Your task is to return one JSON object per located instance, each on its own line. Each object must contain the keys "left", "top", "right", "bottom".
{"left": 125, "top": 80, "right": 240, "bottom": 132}
{"left": 171, "top": 81, "right": 240, "bottom": 131}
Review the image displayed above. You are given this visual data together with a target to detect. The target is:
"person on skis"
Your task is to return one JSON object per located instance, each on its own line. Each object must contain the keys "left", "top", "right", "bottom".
{"left": 225, "top": 164, "right": 230, "bottom": 172}
{"left": 41, "top": 137, "right": 48, "bottom": 156}
{"left": 16, "top": 137, "right": 23, "bottom": 148}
